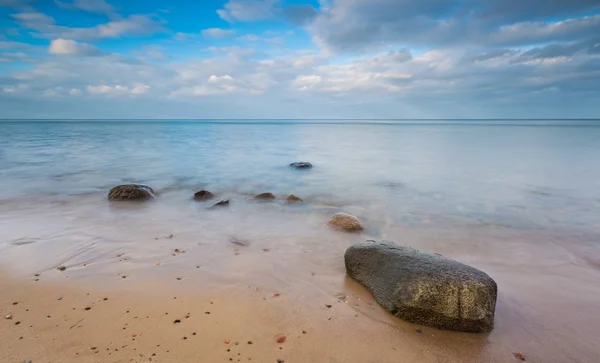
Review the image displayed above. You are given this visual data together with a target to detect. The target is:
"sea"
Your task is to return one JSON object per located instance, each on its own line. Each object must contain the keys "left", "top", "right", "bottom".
{"left": 2, "top": 120, "right": 600, "bottom": 362}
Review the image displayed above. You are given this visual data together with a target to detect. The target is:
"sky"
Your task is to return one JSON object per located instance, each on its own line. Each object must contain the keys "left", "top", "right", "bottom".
{"left": 0, "top": 0, "right": 599, "bottom": 119}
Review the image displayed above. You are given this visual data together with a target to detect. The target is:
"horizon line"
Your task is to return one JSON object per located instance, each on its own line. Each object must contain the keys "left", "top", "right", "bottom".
{"left": 2, "top": 118, "right": 600, "bottom": 121}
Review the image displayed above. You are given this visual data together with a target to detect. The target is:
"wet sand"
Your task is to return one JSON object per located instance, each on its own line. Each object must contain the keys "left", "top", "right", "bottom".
{"left": 2, "top": 194, "right": 600, "bottom": 362}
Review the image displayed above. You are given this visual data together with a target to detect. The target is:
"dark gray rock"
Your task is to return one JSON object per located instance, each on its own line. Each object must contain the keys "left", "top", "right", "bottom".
{"left": 290, "top": 162, "right": 312, "bottom": 169}
{"left": 253, "top": 192, "right": 276, "bottom": 200}
{"left": 108, "top": 184, "right": 154, "bottom": 201}
{"left": 194, "top": 190, "right": 214, "bottom": 201}
{"left": 345, "top": 241, "right": 497, "bottom": 333}
{"left": 210, "top": 199, "right": 229, "bottom": 208}
{"left": 285, "top": 194, "right": 303, "bottom": 204}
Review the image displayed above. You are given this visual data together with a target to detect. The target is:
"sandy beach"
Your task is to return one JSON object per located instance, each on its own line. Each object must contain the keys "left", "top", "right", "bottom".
{"left": 2, "top": 194, "right": 600, "bottom": 363}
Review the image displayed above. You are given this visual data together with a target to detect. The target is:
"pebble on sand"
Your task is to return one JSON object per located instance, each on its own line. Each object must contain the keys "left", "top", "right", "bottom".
{"left": 4, "top": 314, "right": 12, "bottom": 320}
{"left": 513, "top": 352, "right": 526, "bottom": 361}
{"left": 57, "top": 266, "right": 67, "bottom": 271}
{"left": 276, "top": 335, "right": 286, "bottom": 343}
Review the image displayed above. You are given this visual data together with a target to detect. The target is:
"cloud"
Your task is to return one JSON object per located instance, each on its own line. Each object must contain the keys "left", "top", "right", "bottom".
{"left": 87, "top": 83, "right": 150, "bottom": 95}
{"left": 201, "top": 28, "right": 236, "bottom": 38}
{"left": 11, "top": 11, "right": 164, "bottom": 40}
{"left": 55, "top": 0, "right": 115, "bottom": 16}
{"left": 0, "top": 52, "right": 29, "bottom": 62}
{"left": 238, "top": 34, "right": 260, "bottom": 42}
{"left": 49, "top": 38, "right": 103, "bottom": 56}
{"left": 216, "top": 0, "right": 319, "bottom": 25}
{"left": 0, "top": 0, "right": 34, "bottom": 8}
{"left": 310, "top": 0, "right": 600, "bottom": 51}
{"left": 0, "top": 40, "right": 35, "bottom": 50}
{"left": 283, "top": 4, "right": 317, "bottom": 25}
{"left": 217, "top": 0, "right": 278, "bottom": 22}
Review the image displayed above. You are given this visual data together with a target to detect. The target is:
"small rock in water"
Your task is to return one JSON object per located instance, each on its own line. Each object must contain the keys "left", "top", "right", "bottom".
{"left": 210, "top": 199, "right": 230, "bottom": 208}
{"left": 289, "top": 162, "right": 312, "bottom": 169}
{"left": 327, "top": 213, "right": 364, "bottom": 232}
{"left": 253, "top": 192, "right": 276, "bottom": 201}
{"left": 285, "top": 194, "right": 303, "bottom": 204}
{"left": 108, "top": 184, "right": 154, "bottom": 201}
{"left": 57, "top": 266, "right": 67, "bottom": 271}
{"left": 193, "top": 190, "right": 214, "bottom": 201}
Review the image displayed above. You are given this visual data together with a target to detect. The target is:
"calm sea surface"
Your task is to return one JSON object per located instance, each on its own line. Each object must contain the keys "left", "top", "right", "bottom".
{"left": 1, "top": 120, "right": 599, "bottom": 232}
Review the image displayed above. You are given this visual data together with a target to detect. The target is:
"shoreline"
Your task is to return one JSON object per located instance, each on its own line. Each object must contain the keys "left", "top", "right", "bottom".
{"left": 2, "top": 221, "right": 600, "bottom": 362}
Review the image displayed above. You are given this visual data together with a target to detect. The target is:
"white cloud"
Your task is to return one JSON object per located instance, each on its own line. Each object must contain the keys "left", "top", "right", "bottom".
{"left": 11, "top": 11, "right": 164, "bottom": 40}
{"left": 217, "top": 0, "right": 277, "bottom": 22}
{"left": 87, "top": 83, "right": 150, "bottom": 95}
{"left": 201, "top": 28, "right": 236, "bottom": 38}
{"left": 238, "top": 34, "right": 260, "bottom": 42}
{"left": 49, "top": 38, "right": 102, "bottom": 56}
{"left": 55, "top": 0, "right": 115, "bottom": 16}
{"left": 292, "top": 75, "right": 322, "bottom": 90}
{"left": 131, "top": 83, "right": 150, "bottom": 94}
{"left": 69, "top": 88, "right": 82, "bottom": 96}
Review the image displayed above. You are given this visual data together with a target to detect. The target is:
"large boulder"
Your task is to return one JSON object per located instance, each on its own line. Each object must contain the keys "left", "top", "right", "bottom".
{"left": 345, "top": 241, "right": 497, "bottom": 333}
{"left": 108, "top": 184, "right": 154, "bottom": 201}
{"left": 290, "top": 162, "right": 312, "bottom": 169}
{"left": 327, "top": 213, "right": 363, "bottom": 232}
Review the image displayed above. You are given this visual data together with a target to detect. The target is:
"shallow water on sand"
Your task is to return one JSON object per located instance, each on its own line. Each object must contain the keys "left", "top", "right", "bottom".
{"left": 1, "top": 120, "right": 600, "bottom": 362}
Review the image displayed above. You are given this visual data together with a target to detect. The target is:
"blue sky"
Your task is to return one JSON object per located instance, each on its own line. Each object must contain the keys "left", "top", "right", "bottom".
{"left": 1, "top": 0, "right": 599, "bottom": 119}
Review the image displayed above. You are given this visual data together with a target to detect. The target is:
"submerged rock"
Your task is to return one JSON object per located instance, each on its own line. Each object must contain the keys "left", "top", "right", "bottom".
{"left": 253, "top": 192, "right": 276, "bottom": 200}
{"left": 290, "top": 162, "right": 312, "bottom": 169}
{"left": 345, "top": 241, "right": 497, "bottom": 333}
{"left": 285, "top": 194, "right": 303, "bottom": 204}
{"left": 327, "top": 213, "right": 363, "bottom": 232}
{"left": 210, "top": 199, "right": 230, "bottom": 208}
{"left": 108, "top": 184, "right": 154, "bottom": 201}
{"left": 194, "top": 190, "right": 214, "bottom": 201}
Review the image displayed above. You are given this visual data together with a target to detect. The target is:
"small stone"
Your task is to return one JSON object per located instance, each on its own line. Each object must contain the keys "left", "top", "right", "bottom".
{"left": 57, "top": 266, "right": 67, "bottom": 271}
{"left": 289, "top": 162, "right": 312, "bottom": 169}
{"left": 285, "top": 194, "right": 303, "bottom": 204}
{"left": 210, "top": 199, "right": 230, "bottom": 208}
{"left": 34, "top": 274, "right": 40, "bottom": 277}
{"left": 276, "top": 335, "right": 286, "bottom": 343}
{"left": 327, "top": 213, "right": 364, "bottom": 232}
{"left": 513, "top": 352, "right": 526, "bottom": 361}
{"left": 194, "top": 190, "right": 215, "bottom": 201}
{"left": 15, "top": 321, "right": 21, "bottom": 325}
{"left": 173, "top": 319, "right": 181, "bottom": 324}
{"left": 57, "top": 296, "right": 62, "bottom": 300}
{"left": 84, "top": 307, "right": 91, "bottom": 311}
{"left": 5, "top": 314, "right": 12, "bottom": 320}
{"left": 325, "top": 304, "right": 332, "bottom": 308}
{"left": 277, "top": 360, "right": 285, "bottom": 363}
{"left": 247, "top": 341, "right": 253, "bottom": 345}
{"left": 253, "top": 193, "right": 276, "bottom": 201}
{"left": 416, "top": 329, "right": 423, "bottom": 334}
{"left": 108, "top": 184, "right": 154, "bottom": 201}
